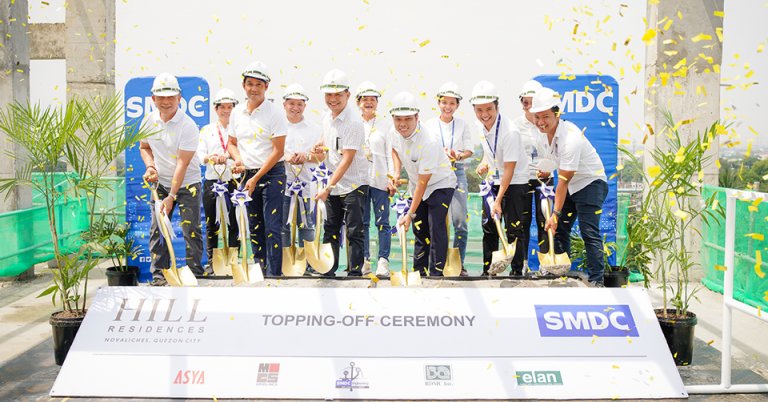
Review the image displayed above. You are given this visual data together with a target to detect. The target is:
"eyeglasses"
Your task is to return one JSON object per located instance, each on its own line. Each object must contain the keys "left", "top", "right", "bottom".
{"left": 521, "top": 100, "right": 532, "bottom": 106}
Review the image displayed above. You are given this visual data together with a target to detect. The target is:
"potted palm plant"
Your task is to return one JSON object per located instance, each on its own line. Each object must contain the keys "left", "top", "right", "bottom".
{"left": 102, "top": 220, "right": 143, "bottom": 286}
{"left": 0, "top": 93, "right": 154, "bottom": 365}
{"left": 568, "top": 232, "right": 625, "bottom": 287}
{"left": 618, "top": 111, "right": 724, "bottom": 365}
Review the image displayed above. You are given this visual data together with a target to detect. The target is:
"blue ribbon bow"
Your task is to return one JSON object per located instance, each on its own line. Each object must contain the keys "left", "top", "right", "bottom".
{"left": 479, "top": 179, "right": 497, "bottom": 224}
{"left": 390, "top": 196, "right": 412, "bottom": 234}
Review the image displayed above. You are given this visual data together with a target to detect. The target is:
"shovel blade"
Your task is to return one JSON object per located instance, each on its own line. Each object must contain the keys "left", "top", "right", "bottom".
{"left": 304, "top": 240, "right": 335, "bottom": 274}
{"left": 537, "top": 251, "right": 555, "bottom": 266}
{"left": 212, "top": 249, "right": 233, "bottom": 276}
{"left": 282, "top": 247, "right": 307, "bottom": 276}
{"left": 390, "top": 271, "right": 407, "bottom": 286}
{"left": 175, "top": 266, "right": 198, "bottom": 287}
{"left": 231, "top": 262, "right": 265, "bottom": 285}
{"left": 406, "top": 271, "right": 422, "bottom": 286}
{"left": 443, "top": 248, "right": 463, "bottom": 277}
{"left": 162, "top": 268, "right": 182, "bottom": 287}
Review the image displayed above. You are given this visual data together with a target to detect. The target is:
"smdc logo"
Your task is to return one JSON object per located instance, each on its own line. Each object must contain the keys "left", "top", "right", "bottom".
{"left": 534, "top": 305, "right": 639, "bottom": 337}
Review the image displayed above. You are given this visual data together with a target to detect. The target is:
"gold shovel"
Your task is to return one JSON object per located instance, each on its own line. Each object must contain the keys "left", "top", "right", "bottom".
{"left": 489, "top": 217, "right": 517, "bottom": 275}
{"left": 536, "top": 180, "right": 572, "bottom": 276}
{"left": 229, "top": 172, "right": 264, "bottom": 285}
{"left": 304, "top": 154, "right": 335, "bottom": 274}
{"left": 282, "top": 199, "right": 308, "bottom": 276}
{"left": 443, "top": 214, "right": 463, "bottom": 277}
{"left": 210, "top": 165, "right": 237, "bottom": 276}
{"left": 145, "top": 178, "right": 197, "bottom": 287}
{"left": 389, "top": 181, "right": 422, "bottom": 286}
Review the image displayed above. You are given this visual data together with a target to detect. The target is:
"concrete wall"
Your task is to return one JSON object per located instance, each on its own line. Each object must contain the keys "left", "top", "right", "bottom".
{"left": 65, "top": 0, "right": 116, "bottom": 101}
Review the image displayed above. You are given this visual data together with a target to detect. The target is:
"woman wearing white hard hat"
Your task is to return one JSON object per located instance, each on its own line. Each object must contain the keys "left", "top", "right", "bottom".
{"left": 355, "top": 81, "right": 395, "bottom": 277}
{"left": 281, "top": 84, "right": 321, "bottom": 272}
{"left": 424, "top": 82, "right": 473, "bottom": 276}
{"left": 198, "top": 88, "right": 241, "bottom": 270}
{"left": 142, "top": 72, "right": 205, "bottom": 285}
{"left": 531, "top": 87, "right": 608, "bottom": 287}
{"left": 309, "top": 69, "right": 370, "bottom": 277}
{"left": 389, "top": 91, "right": 457, "bottom": 277}
{"left": 471, "top": 80, "right": 530, "bottom": 276}
{"left": 228, "top": 61, "right": 288, "bottom": 276}
{"left": 512, "top": 80, "right": 550, "bottom": 275}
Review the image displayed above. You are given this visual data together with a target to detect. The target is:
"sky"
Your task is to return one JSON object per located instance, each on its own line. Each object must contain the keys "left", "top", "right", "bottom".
{"left": 25, "top": 0, "right": 767, "bottom": 147}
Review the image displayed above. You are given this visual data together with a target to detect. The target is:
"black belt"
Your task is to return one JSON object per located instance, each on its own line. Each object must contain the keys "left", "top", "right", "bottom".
{"left": 245, "top": 161, "right": 284, "bottom": 174}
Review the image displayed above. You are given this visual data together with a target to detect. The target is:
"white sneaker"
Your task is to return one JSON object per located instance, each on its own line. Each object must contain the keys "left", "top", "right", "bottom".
{"left": 376, "top": 258, "right": 390, "bottom": 277}
{"left": 362, "top": 261, "right": 372, "bottom": 276}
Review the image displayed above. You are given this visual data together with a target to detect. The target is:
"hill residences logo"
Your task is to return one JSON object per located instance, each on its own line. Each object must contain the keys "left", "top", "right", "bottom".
{"left": 424, "top": 365, "right": 453, "bottom": 386}
{"left": 335, "top": 362, "right": 369, "bottom": 391}
{"left": 256, "top": 363, "right": 279, "bottom": 386}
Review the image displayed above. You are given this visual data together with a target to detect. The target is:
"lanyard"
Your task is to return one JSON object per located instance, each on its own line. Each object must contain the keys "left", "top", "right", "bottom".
{"left": 216, "top": 124, "right": 228, "bottom": 152}
{"left": 438, "top": 119, "right": 455, "bottom": 150}
{"left": 484, "top": 114, "right": 502, "bottom": 161}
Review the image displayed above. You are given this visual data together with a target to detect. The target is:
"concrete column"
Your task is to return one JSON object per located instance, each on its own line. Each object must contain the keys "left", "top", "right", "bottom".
{"left": 643, "top": 0, "right": 724, "bottom": 282}
{"left": 65, "top": 0, "right": 116, "bottom": 101}
{"left": 0, "top": 0, "right": 32, "bottom": 214}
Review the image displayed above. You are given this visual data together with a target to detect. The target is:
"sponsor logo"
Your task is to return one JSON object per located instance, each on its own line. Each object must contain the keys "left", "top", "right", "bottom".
{"left": 424, "top": 365, "right": 453, "bottom": 386}
{"left": 172, "top": 370, "right": 205, "bottom": 385}
{"left": 516, "top": 371, "right": 563, "bottom": 386}
{"left": 535, "top": 305, "right": 639, "bottom": 337}
{"left": 256, "top": 363, "right": 279, "bottom": 385}
{"left": 560, "top": 90, "right": 614, "bottom": 114}
{"left": 335, "top": 362, "right": 369, "bottom": 391}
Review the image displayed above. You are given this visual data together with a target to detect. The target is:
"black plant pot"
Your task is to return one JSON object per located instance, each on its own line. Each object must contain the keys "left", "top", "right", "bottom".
{"left": 656, "top": 309, "right": 697, "bottom": 366}
{"left": 49, "top": 311, "right": 85, "bottom": 365}
{"left": 604, "top": 266, "right": 630, "bottom": 288}
{"left": 105, "top": 266, "right": 140, "bottom": 286}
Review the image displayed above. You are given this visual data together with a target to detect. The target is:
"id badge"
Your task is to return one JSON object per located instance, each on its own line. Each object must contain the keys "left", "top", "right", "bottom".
{"left": 493, "top": 169, "right": 500, "bottom": 181}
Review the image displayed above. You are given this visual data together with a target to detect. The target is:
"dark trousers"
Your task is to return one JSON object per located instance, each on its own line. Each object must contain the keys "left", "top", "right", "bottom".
{"left": 202, "top": 179, "right": 240, "bottom": 264}
{"left": 554, "top": 179, "right": 609, "bottom": 283}
{"left": 149, "top": 182, "right": 204, "bottom": 277}
{"left": 482, "top": 183, "right": 527, "bottom": 275}
{"left": 521, "top": 178, "right": 551, "bottom": 259}
{"left": 323, "top": 186, "right": 368, "bottom": 276}
{"left": 412, "top": 188, "right": 454, "bottom": 277}
{"left": 244, "top": 164, "right": 286, "bottom": 276}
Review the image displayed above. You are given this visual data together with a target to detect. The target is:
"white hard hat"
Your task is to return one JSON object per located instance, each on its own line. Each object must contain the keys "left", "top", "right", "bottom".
{"left": 151, "top": 72, "right": 181, "bottom": 96}
{"left": 389, "top": 92, "right": 420, "bottom": 116}
{"left": 320, "top": 69, "right": 349, "bottom": 93}
{"left": 355, "top": 81, "right": 381, "bottom": 99}
{"left": 242, "top": 61, "right": 271, "bottom": 83}
{"left": 519, "top": 80, "right": 542, "bottom": 98}
{"left": 529, "top": 87, "right": 562, "bottom": 114}
{"left": 436, "top": 82, "right": 463, "bottom": 101}
{"left": 283, "top": 83, "right": 309, "bottom": 101}
{"left": 213, "top": 88, "right": 239, "bottom": 106}
{"left": 469, "top": 80, "right": 499, "bottom": 105}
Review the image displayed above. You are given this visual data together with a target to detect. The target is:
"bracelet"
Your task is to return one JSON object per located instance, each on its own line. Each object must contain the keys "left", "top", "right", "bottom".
{"left": 146, "top": 165, "right": 156, "bottom": 171}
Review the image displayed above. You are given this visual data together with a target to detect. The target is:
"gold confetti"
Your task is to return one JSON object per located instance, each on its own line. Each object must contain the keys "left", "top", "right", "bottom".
{"left": 419, "top": 40, "right": 430, "bottom": 47}
{"left": 715, "top": 265, "right": 727, "bottom": 271}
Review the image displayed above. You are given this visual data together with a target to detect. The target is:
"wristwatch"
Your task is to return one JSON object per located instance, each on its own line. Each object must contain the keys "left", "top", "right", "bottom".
{"left": 169, "top": 193, "right": 178, "bottom": 200}
{"left": 407, "top": 212, "right": 417, "bottom": 219}
{"left": 552, "top": 210, "right": 562, "bottom": 218}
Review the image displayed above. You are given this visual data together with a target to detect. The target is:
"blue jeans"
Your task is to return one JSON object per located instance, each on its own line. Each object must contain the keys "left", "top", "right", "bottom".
{"left": 363, "top": 186, "right": 392, "bottom": 261}
{"left": 281, "top": 195, "right": 315, "bottom": 247}
{"left": 450, "top": 164, "right": 469, "bottom": 264}
{"left": 244, "top": 164, "right": 286, "bottom": 276}
{"left": 554, "top": 179, "right": 609, "bottom": 282}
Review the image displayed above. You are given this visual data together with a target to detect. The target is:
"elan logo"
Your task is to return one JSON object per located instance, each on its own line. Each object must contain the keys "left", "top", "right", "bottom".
{"left": 535, "top": 305, "right": 639, "bottom": 337}
{"left": 173, "top": 370, "right": 204, "bottom": 385}
{"left": 516, "top": 371, "right": 563, "bottom": 386}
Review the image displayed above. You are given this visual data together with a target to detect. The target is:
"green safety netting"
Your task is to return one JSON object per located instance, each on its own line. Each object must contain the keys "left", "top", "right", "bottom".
{"left": 701, "top": 185, "right": 768, "bottom": 310}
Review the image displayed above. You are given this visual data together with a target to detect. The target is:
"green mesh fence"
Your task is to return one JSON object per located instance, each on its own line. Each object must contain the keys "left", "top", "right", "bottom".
{"left": 701, "top": 185, "right": 768, "bottom": 310}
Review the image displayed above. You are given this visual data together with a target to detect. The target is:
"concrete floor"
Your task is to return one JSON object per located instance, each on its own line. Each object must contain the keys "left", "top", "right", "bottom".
{"left": 1, "top": 261, "right": 767, "bottom": 401}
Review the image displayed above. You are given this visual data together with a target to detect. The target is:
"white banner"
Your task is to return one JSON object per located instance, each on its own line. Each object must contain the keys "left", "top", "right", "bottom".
{"left": 51, "top": 287, "right": 686, "bottom": 400}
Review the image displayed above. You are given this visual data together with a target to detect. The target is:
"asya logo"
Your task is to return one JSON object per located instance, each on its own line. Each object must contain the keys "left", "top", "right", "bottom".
{"left": 172, "top": 370, "right": 204, "bottom": 385}
{"left": 425, "top": 365, "right": 453, "bottom": 386}
{"left": 535, "top": 305, "right": 639, "bottom": 337}
{"left": 256, "top": 363, "right": 279, "bottom": 385}
{"left": 516, "top": 371, "right": 563, "bottom": 386}
{"left": 335, "top": 362, "right": 369, "bottom": 391}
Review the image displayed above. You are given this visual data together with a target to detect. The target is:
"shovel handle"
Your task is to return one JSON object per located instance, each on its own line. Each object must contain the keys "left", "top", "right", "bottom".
{"left": 494, "top": 217, "right": 510, "bottom": 251}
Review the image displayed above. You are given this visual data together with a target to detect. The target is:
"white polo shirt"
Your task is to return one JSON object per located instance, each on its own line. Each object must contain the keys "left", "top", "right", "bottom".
{"left": 476, "top": 114, "right": 529, "bottom": 186}
{"left": 536, "top": 119, "right": 607, "bottom": 194}
{"left": 285, "top": 116, "right": 322, "bottom": 192}
{"left": 424, "top": 116, "right": 473, "bottom": 165}
{"left": 322, "top": 102, "right": 369, "bottom": 196}
{"left": 141, "top": 109, "right": 202, "bottom": 188}
{"left": 363, "top": 115, "right": 394, "bottom": 191}
{"left": 197, "top": 122, "right": 233, "bottom": 182}
{"left": 513, "top": 114, "right": 546, "bottom": 180}
{"left": 229, "top": 99, "right": 287, "bottom": 170}
{"left": 391, "top": 122, "right": 457, "bottom": 201}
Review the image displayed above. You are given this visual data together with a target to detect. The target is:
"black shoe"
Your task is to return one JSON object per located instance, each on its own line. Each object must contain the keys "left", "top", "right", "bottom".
{"left": 460, "top": 268, "right": 468, "bottom": 277}
{"left": 589, "top": 280, "right": 605, "bottom": 288}
{"left": 149, "top": 277, "right": 168, "bottom": 287}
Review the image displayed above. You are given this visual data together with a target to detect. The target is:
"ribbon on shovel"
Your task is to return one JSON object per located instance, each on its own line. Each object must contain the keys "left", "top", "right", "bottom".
{"left": 286, "top": 178, "right": 309, "bottom": 228}
{"left": 390, "top": 196, "right": 412, "bottom": 234}
{"left": 211, "top": 180, "right": 231, "bottom": 227}
{"left": 230, "top": 187, "right": 252, "bottom": 240}
{"left": 479, "top": 179, "right": 497, "bottom": 224}
{"left": 310, "top": 162, "right": 332, "bottom": 223}
{"left": 155, "top": 199, "right": 177, "bottom": 246}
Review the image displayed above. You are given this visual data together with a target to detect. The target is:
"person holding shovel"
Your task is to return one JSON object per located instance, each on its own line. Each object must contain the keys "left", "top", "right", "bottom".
{"left": 389, "top": 91, "right": 457, "bottom": 277}
{"left": 141, "top": 72, "right": 204, "bottom": 286}
{"left": 530, "top": 87, "right": 608, "bottom": 287}
{"left": 198, "top": 88, "right": 240, "bottom": 270}
{"left": 472, "top": 80, "right": 530, "bottom": 276}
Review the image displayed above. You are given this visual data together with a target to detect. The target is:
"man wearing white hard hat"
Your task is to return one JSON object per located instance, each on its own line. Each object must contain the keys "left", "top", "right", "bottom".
{"left": 389, "top": 91, "right": 457, "bottom": 276}
{"left": 310, "top": 69, "right": 369, "bottom": 277}
{"left": 141, "top": 72, "right": 204, "bottom": 285}
{"left": 471, "top": 80, "right": 530, "bottom": 276}
{"left": 355, "top": 81, "right": 395, "bottom": 277}
{"left": 281, "top": 83, "right": 321, "bottom": 270}
{"left": 424, "top": 82, "right": 473, "bottom": 276}
{"left": 197, "top": 88, "right": 240, "bottom": 268}
{"left": 513, "top": 80, "right": 550, "bottom": 275}
{"left": 227, "top": 61, "right": 287, "bottom": 276}
{"left": 531, "top": 87, "right": 608, "bottom": 287}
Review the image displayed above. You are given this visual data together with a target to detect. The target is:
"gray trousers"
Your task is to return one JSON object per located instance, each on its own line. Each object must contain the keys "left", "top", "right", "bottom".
{"left": 149, "top": 182, "right": 204, "bottom": 277}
